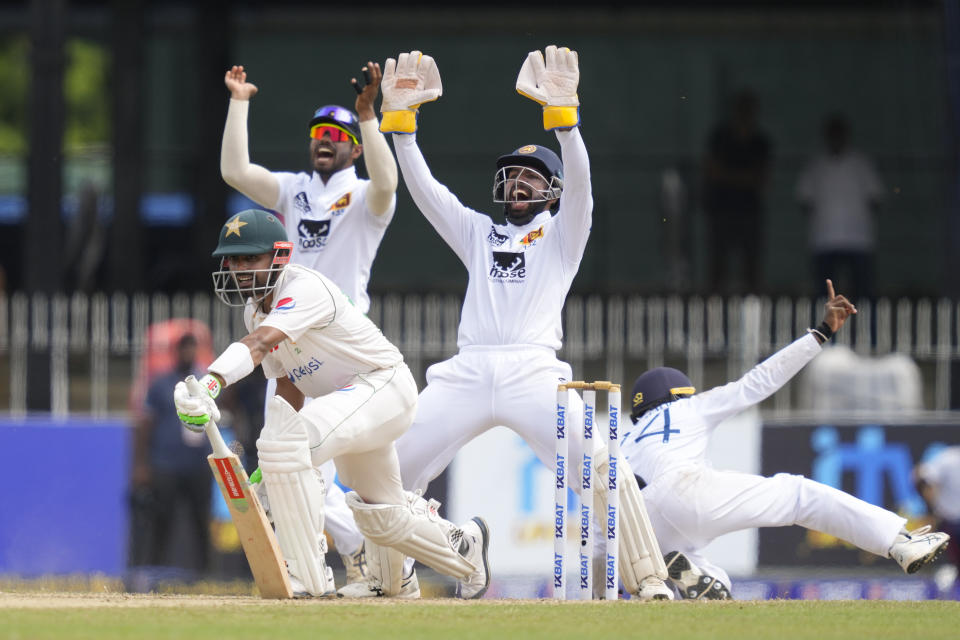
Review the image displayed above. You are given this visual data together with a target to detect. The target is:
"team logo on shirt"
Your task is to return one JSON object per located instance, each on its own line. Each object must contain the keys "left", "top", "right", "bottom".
{"left": 298, "top": 219, "right": 331, "bottom": 250}
{"left": 520, "top": 225, "right": 545, "bottom": 246}
{"left": 486, "top": 226, "right": 509, "bottom": 247}
{"left": 294, "top": 192, "right": 312, "bottom": 214}
{"left": 490, "top": 251, "right": 526, "bottom": 281}
{"left": 275, "top": 297, "right": 296, "bottom": 311}
{"left": 329, "top": 193, "right": 351, "bottom": 216}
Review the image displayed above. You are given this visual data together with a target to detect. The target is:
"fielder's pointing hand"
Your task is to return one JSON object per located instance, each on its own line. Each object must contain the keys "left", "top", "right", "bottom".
{"left": 823, "top": 278, "right": 857, "bottom": 333}
{"left": 224, "top": 65, "right": 258, "bottom": 101}
{"left": 352, "top": 61, "right": 382, "bottom": 123}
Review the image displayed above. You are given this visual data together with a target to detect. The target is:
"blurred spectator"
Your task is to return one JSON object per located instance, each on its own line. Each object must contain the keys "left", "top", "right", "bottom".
{"left": 62, "top": 182, "right": 107, "bottom": 293}
{"left": 914, "top": 446, "right": 960, "bottom": 589}
{"left": 129, "top": 331, "right": 212, "bottom": 573}
{"left": 796, "top": 113, "right": 884, "bottom": 300}
{"left": 702, "top": 89, "right": 772, "bottom": 294}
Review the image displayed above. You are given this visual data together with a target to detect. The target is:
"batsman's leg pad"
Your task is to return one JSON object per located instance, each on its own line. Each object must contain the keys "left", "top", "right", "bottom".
{"left": 258, "top": 395, "right": 332, "bottom": 596}
{"left": 345, "top": 490, "right": 476, "bottom": 580}
{"left": 594, "top": 453, "right": 668, "bottom": 594}
{"left": 363, "top": 539, "right": 406, "bottom": 596}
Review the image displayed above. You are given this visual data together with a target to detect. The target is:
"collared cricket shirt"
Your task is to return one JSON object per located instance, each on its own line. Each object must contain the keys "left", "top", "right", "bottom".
{"left": 245, "top": 264, "right": 403, "bottom": 397}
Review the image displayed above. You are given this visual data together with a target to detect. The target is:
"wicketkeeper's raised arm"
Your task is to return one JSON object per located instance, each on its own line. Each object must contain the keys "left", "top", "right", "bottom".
{"left": 353, "top": 61, "right": 398, "bottom": 216}
{"left": 221, "top": 65, "right": 281, "bottom": 209}
{"left": 381, "top": 51, "right": 475, "bottom": 259}
{"left": 517, "top": 45, "right": 592, "bottom": 265}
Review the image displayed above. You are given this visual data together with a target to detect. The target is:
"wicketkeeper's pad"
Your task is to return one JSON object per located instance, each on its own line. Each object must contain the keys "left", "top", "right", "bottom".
{"left": 594, "top": 451, "right": 668, "bottom": 594}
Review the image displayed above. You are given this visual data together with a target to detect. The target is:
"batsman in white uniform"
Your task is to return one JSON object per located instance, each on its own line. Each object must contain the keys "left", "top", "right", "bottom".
{"left": 624, "top": 280, "right": 951, "bottom": 599}
{"left": 376, "top": 47, "right": 673, "bottom": 600}
{"left": 220, "top": 62, "right": 399, "bottom": 583}
{"left": 173, "top": 209, "right": 491, "bottom": 599}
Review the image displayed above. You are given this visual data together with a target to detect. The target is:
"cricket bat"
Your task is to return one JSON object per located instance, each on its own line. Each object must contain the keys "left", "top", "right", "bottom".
{"left": 186, "top": 376, "right": 293, "bottom": 599}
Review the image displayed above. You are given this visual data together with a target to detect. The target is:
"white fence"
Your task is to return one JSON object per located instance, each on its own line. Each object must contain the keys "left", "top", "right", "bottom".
{"left": 0, "top": 291, "right": 957, "bottom": 416}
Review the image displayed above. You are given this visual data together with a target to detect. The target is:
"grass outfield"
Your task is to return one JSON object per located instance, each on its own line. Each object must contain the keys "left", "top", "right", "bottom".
{"left": 1, "top": 595, "right": 958, "bottom": 640}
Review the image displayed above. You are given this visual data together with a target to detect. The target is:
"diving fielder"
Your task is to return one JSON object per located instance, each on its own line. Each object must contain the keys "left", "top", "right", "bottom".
{"left": 376, "top": 47, "right": 672, "bottom": 600}
{"left": 221, "top": 62, "right": 399, "bottom": 582}
{"left": 625, "top": 280, "right": 951, "bottom": 599}
{"left": 173, "top": 209, "right": 490, "bottom": 598}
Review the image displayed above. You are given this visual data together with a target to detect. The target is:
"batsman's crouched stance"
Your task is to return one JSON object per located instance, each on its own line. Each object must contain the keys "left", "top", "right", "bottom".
{"left": 174, "top": 208, "right": 490, "bottom": 598}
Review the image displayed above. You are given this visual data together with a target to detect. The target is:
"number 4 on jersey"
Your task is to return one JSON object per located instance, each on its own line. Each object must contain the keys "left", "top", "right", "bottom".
{"left": 632, "top": 407, "right": 679, "bottom": 444}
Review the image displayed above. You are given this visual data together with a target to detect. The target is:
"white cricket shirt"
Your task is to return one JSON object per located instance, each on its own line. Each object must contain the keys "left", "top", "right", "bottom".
{"left": 393, "top": 129, "right": 592, "bottom": 351}
{"left": 796, "top": 150, "right": 884, "bottom": 252}
{"left": 245, "top": 264, "right": 404, "bottom": 397}
{"left": 273, "top": 167, "right": 395, "bottom": 313}
{"left": 621, "top": 334, "right": 822, "bottom": 480}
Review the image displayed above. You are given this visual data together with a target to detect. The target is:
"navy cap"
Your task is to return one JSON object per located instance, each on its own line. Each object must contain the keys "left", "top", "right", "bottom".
{"left": 309, "top": 105, "right": 361, "bottom": 142}
{"left": 496, "top": 144, "right": 563, "bottom": 181}
{"left": 629, "top": 367, "right": 695, "bottom": 423}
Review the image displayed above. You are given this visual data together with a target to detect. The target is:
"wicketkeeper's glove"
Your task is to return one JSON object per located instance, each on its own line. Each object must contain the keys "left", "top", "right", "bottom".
{"left": 379, "top": 50, "right": 442, "bottom": 134}
{"left": 516, "top": 45, "right": 580, "bottom": 131}
{"left": 173, "top": 374, "right": 222, "bottom": 432}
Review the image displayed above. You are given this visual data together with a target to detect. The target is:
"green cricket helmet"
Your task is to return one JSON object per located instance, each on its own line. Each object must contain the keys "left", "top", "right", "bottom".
{"left": 211, "top": 209, "right": 292, "bottom": 307}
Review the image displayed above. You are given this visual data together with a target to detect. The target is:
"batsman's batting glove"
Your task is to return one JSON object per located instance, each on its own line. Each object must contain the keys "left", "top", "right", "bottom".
{"left": 174, "top": 374, "right": 222, "bottom": 432}
{"left": 379, "top": 50, "right": 442, "bottom": 134}
{"left": 516, "top": 45, "right": 580, "bottom": 131}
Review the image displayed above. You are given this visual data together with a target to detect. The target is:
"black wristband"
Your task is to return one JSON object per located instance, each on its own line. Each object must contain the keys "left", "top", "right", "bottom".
{"left": 817, "top": 321, "right": 834, "bottom": 340}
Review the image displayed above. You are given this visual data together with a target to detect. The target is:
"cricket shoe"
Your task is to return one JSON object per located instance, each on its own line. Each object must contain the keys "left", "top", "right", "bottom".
{"left": 289, "top": 565, "right": 337, "bottom": 598}
{"left": 455, "top": 517, "right": 491, "bottom": 599}
{"left": 341, "top": 542, "right": 369, "bottom": 585}
{"left": 664, "top": 551, "right": 731, "bottom": 601}
{"left": 634, "top": 575, "right": 675, "bottom": 601}
{"left": 888, "top": 525, "right": 950, "bottom": 574}
{"left": 337, "top": 568, "right": 421, "bottom": 599}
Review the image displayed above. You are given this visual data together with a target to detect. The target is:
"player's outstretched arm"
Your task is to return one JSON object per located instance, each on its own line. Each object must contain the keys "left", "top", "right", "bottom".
{"left": 379, "top": 51, "right": 442, "bottom": 134}
{"left": 221, "top": 65, "right": 281, "bottom": 208}
{"left": 353, "top": 60, "right": 398, "bottom": 217}
{"left": 518, "top": 45, "right": 592, "bottom": 263}
{"left": 696, "top": 278, "right": 858, "bottom": 428}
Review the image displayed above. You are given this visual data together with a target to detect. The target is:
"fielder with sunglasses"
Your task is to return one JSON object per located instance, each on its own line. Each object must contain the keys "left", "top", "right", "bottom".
{"left": 369, "top": 47, "right": 674, "bottom": 600}
{"left": 220, "top": 62, "right": 399, "bottom": 590}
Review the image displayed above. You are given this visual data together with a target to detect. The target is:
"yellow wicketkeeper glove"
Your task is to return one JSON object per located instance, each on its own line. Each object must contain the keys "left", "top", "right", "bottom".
{"left": 379, "top": 50, "right": 442, "bottom": 134}
{"left": 516, "top": 45, "right": 580, "bottom": 131}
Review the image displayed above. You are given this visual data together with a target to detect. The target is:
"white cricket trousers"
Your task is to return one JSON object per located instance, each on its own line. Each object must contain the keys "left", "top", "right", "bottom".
{"left": 265, "top": 366, "right": 415, "bottom": 555}
{"left": 297, "top": 363, "right": 417, "bottom": 507}
{"left": 642, "top": 466, "right": 907, "bottom": 588}
{"left": 395, "top": 346, "right": 584, "bottom": 494}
